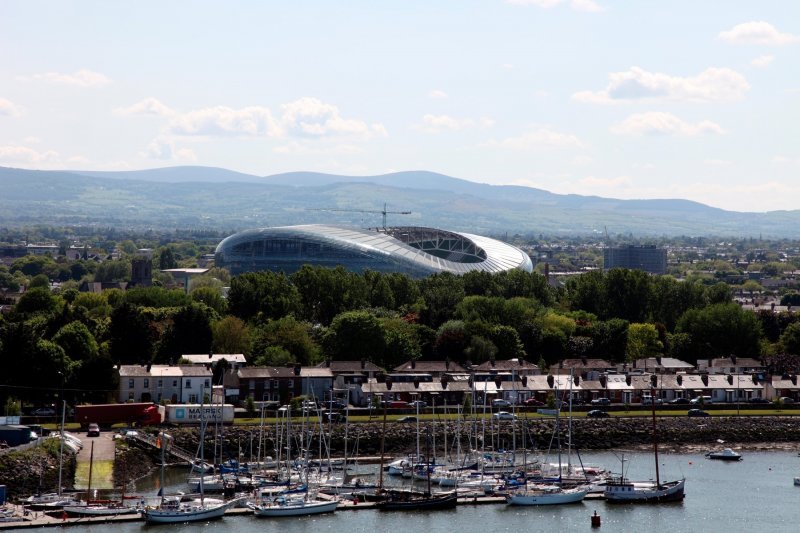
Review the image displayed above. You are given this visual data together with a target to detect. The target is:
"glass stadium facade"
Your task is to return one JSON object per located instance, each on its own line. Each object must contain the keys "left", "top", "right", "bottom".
{"left": 215, "top": 225, "right": 533, "bottom": 278}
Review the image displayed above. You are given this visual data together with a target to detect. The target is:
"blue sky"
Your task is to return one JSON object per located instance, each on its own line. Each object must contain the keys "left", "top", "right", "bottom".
{"left": 0, "top": 1, "right": 798, "bottom": 212}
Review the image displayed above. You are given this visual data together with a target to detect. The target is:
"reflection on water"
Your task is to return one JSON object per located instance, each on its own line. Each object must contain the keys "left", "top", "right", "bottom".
{"left": 99, "top": 450, "right": 800, "bottom": 533}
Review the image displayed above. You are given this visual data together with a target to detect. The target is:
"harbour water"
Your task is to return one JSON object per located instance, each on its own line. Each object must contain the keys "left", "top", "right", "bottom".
{"left": 15, "top": 449, "right": 800, "bottom": 532}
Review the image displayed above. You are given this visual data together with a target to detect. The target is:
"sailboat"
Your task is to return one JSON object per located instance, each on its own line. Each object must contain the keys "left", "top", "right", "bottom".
{"left": 63, "top": 441, "right": 139, "bottom": 517}
{"left": 376, "top": 418, "right": 457, "bottom": 511}
{"left": 25, "top": 401, "right": 78, "bottom": 511}
{"left": 144, "top": 394, "right": 235, "bottom": 523}
{"left": 506, "top": 378, "right": 587, "bottom": 506}
{"left": 249, "top": 401, "right": 339, "bottom": 517}
{"left": 604, "top": 386, "right": 685, "bottom": 504}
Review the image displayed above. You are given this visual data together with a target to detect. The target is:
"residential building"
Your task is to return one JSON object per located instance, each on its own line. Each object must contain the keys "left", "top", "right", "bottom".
{"left": 118, "top": 365, "right": 212, "bottom": 404}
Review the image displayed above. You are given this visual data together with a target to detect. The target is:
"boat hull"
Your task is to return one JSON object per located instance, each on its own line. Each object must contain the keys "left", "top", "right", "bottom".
{"left": 376, "top": 492, "right": 458, "bottom": 511}
{"left": 143, "top": 502, "right": 229, "bottom": 523}
{"left": 251, "top": 499, "right": 338, "bottom": 517}
{"left": 604, "top": 479, "right": 685, "bottom": 504}
{"left": 506, "top": 487, "right": 587, "bottom": 506}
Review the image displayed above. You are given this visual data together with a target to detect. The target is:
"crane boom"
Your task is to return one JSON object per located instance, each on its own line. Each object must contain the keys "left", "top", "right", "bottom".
{"left": 307, "top": 203, "right": 411, "bottom": 229}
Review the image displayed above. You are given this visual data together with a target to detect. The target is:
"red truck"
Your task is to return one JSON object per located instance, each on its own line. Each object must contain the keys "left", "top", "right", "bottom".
{"left": 74, "top": 403, "right": 162, "bottom": 429}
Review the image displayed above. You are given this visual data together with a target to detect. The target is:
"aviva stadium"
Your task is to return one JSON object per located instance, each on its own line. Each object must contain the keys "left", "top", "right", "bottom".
{"left": 215, "top": 225, "right": 532, "bottom": 278}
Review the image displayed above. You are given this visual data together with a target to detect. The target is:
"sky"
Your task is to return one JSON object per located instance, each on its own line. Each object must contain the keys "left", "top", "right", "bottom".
{"left": 0, "top": 1, "right": 798, "bottom": 213}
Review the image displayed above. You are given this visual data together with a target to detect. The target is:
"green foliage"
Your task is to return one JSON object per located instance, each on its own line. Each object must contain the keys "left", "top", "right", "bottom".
{"left": 212, "top": 316, "right": 251, "bottom": 355}
{"left": 322, "top": 310, "right": 385, "bottom": 362}
{"left": 125, "top": 286, "right": 190, "bottom": 308}
{"left": 291, "top": 265, "right": 368, "bottom": 325}
{"left": 779, "top": 322, "right": 800, "bottom": 355}
{"left": 52, "top": 321, "right": 99, "bottom": 361}
{"left": 250, "top": 316, "right": 320, "bottom": 365}
{"left": 253, "top": 345, "right": 294, "bottom": 366}
{"left": 245, "top": 396, "right": 256, "bottom": 416}
{"left": 108, "top": 302, "right": 155, "bottom": 364}
{"left": 155, "top": 303, "right": 215, "bottom": 363}
{"left": 625, "top": 323, "right": 664, "bottom": 361}
{"left": 228, "top": 271, "right": 301, "bottom": 322}
{"left": 417, "top": 272, "right": 465, "bottom": 328}
{"left": 4, "top": 397, "right": 21, "bottom": 416}
{"left": 93, "top": 259, "right": 131, "bottom": 282}
{"left": 434, "top": 320, "right": 469, "bottom": 360}
{"left": 11, "top": 255, "right": 55, "bottom": 277}
{"left": 15, "top": 287, "right": 60, "bottom": 315}
{"left": 676, "top": 303, "right": 763, "bottom": 363}
{"left": 463, "top": 335, "right": 497, "bottom": 364}
{"left": 29, "top": 273, "right": 50, "bottom": 289}
{"left": 191, "top": 286, "right": 228, "bottom": 314}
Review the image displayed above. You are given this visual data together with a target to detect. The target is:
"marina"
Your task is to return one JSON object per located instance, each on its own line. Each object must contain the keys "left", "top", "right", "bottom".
{"left": 1, "top": 449, "right": 797, "bottom": 531}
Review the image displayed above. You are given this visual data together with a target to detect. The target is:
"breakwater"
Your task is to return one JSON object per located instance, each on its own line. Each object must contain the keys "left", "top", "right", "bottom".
{"left": 163, "top": 415, "right": 800, "bottom": 458}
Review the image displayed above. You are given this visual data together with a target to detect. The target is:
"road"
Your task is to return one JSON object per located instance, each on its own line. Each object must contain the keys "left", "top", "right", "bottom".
{"left": 75, "top": 430, "right": 116, "bottom": 489}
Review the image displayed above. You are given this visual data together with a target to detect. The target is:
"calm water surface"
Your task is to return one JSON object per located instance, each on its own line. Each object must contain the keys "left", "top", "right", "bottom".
{"left": 56, "top": 450, "right": 800, "bottom": 533}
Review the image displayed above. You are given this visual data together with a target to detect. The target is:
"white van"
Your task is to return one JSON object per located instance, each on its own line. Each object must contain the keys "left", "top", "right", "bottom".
{"left": 690, "top": 395, "right": 712, "bottom": 405}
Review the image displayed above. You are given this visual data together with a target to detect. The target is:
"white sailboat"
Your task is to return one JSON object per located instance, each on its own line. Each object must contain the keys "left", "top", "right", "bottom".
{"left": 506, "top": 377, "right": 587, "bottom": 506}
{"left": 144, "top": 393, "right": 234, "bottom": 523}
{"left": 249, "top": 401, "right": 338, "bottom": 517}
{"left": 604, "top": 386, "right": 685, "bottom": 504}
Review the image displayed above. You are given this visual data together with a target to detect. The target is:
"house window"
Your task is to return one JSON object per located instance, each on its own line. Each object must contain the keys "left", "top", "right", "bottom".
{"left": 204, "top": 379, "right": 210, "bottom": 388}
{"left": 272, "top": 380, "right": 279, "bottom": 389}
{"left": 173, "top": 380, "right": 178, "bottom": 387}
{"left": 128, "top": 392, "right": 134, "bottom": 400}
{"left": 158, "top": 379, "right": 163, "bottom": 387}
{"left": 157, "top": 393, "right": 162, "bottom": 402}
{"left": 128, "top": 379, "right": 134, "bottom": 389}
{"left": 188, "top": 394, "right": 198, "bottom": 403}
{"left": 249, "top": 379, "right": 255, "bottom": 390}
{"left": 144, "top": 378, "right": 149, "bottom": 388}
{"left": 185, "top": 379, "right": 192, "bottom": 389}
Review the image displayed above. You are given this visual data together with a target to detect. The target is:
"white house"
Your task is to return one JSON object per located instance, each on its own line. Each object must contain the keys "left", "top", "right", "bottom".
{"left": 118, "top": 365, "right": 213, "bottom": 404}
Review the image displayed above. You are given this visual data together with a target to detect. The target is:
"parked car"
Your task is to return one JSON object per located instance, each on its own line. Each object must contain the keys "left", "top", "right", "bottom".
{"left": 523, "top": 398, "right": 545, "bottom": 406}
{"left": 492, "top": 399, "right": 512, "bottom": 408}
{"left": 590, "top": 398, "right": 611, "bottom": 406}
{"left": 324, "top": 412, "right": 346, "bottom": 423}
{"left": 32, "top": 407, "right": 56, "bottom": 416}
{"left": 408, "top": 400, "right": 427, "bottom": 409}
{"left": 690, "top": 396, "right": 713, "bottom": 405}
{"left": 669, "top": 398, "right": 690, "bottom": 405}
{"left": 687, "top": 409, "right": 711, "bottom": 417}
{"left": 748, "top": 397, "right": 770, "bottom": 404}
{"left": 779, "top": 397, "right": 795, "bottom": 404}
{"left": 87, "top": 423, "right": 100, "bottom": 437}
{"left": 587, "top": 410, "right": 610, "bottom": 418}
{"left": 326, "top": 399, "right": 347, "bottom": 410}
{"left": 492, "top": 411, "right": 517, "bottom": 420}
{"left": 396, "top": 416, "right": 418, "bottom": 423}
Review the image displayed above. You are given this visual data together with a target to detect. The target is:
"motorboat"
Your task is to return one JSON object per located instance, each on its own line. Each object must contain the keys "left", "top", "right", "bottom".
{"left": 249, "top": 494, "right": 338, "bottom": 517}
{"left": 506, "top": 484, "right": 588, "bottom": 506}
{"left": 705, "top": 448, "right": 742, "bottom": 461}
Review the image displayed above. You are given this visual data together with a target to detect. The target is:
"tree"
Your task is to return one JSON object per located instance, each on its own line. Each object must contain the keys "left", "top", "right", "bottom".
{"left": 191, "top": 286, "right": 228, "bottom": 315}
{"left": 321, "top": 311, "right": 385, "bottom": 362}
{"left": 417, "top": 272, "right": 465, "bottom": 328}
{"left": 52, "top": 321, "right": 99, "bottom": 362}
{"left": 156, "top": 303, "right": 215, "bottom": 363}
{"left": 15, "top": 287, "right": 59, "bottom": 315}
{"left": 676, "top": 303, "right": 763, "bottom": 364}
{"left": 29, "top": 274, "right": 50, "bottom": 289}
{"left": 434, "top": 320, "right": 469, "bottom": 360}
{"left": 779, "top": 322, "right": 800, "bottom": 355}
{"left": 109, "top": 303, "right": 155, "bottom": 365}
{"left": 291, "top": 265, "right": 368, "bottom": 325}
{"left": 158, "top": 247, "right": 178, "bottom": 270}
{"left": 625, "top": 323, "right": 663, "bottom": 361}
{"left": 250, "top": 316, "right": 320, "bottom": 366}
{"left": 212, "top": 316, "right": 251, "bottom": 355}
{"left": 228, "top": 271, "right": 301, "bottom": 322}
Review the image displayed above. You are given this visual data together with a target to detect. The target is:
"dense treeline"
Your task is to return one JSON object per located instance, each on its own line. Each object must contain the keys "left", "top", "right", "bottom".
{"left": 3, "top": 263, "right": 800, "bottom": 410}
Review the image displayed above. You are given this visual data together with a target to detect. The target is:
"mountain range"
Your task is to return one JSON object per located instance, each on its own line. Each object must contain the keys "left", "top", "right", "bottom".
{"left": 0, "top": 165, "right": 796, "bottom": 237}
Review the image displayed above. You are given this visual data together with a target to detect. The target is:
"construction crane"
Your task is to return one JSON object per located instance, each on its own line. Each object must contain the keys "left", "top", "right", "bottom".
{"left": 307, "top": 203, "right": 412, "bottom": 229}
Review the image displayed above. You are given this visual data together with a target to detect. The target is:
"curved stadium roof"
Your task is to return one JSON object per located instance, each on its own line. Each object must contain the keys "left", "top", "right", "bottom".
{"left": 215, "top": 225, "right": 532, "bottom": 278}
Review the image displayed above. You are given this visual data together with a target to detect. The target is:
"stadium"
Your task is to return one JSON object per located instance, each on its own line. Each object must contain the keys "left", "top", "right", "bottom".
{"left": 214, "top": 225, "right": 533, "bottom": 278}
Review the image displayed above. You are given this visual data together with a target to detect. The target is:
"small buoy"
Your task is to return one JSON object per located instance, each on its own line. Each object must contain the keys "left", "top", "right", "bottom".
{"left": 591, "top": 510, "right": 601, "bottom": 528}
{"left": 353, "top": 495, "right": 359, "bottom": 505}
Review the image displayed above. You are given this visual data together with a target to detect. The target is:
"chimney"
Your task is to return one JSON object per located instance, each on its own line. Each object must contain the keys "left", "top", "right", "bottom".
{"left": 547, "top": 375, "right": 555, "bottom": 388}
{"left": 361, "top": 358, "right": 365, "bottom": 369}
{"left": 411, "top": 359, "right": 416, "bottom": 369}
{"left": 727, "top": 375, "right": 734, "bottom": 385}
{"left": 326, "top": 359, "right": 331, "bottom": 368}
{"left": 414, "top": 378, "right": 420, "bottom": 389}
{"left": 294, "top": 364, "right": 301, "bottom": 376}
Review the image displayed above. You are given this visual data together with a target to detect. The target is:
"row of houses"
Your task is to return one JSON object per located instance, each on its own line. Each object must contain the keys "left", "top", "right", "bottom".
{"left": 118, "top": 355, "right": 800, "bottom": 408}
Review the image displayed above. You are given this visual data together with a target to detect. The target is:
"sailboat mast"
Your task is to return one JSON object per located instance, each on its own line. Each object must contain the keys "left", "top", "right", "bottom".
{"left": 87, "top": 441, "right": 94, "bottom": 503}
{"left": 58, "top": 400, "right": 65, "bottom": 496}
{"left": 651, "top": 386, "right": 660, "bottom": 488}
{"left": 378, "top": 399, "right": 387, "bottom": 491}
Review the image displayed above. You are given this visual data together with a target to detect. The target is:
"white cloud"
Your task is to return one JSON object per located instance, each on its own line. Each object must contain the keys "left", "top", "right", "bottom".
{"left": 579, "top": 175, "right": 633, "bottom": 188}
{"left": 0, "top": 97, "right": 23, "bottom": 117}
{"left": 114, "top": 97, "right": 175, "bottom": 117}
{"left": 611, "top": 112, "right": 725, "bottom": 136}
{"left": 573, "top": 66, "right": 750, "bottom": 103}
{"left": 506, "top": 0, "right": 604, "bottom": 11}
{"left": 484, "top": 127, "right": 584, "bottom": 149}
{"left": 272, "top": 142, "right": 364, "bottom": 155}
{"left": 751, "top": 55, "right": 775, "bottom": 68}
{"left": 168, "top": 105, "right": 282, "bottom": 137}
{"left": 501, "top": 63, "right": 515, "bottom": 70}
{"left": 704, "top": 158, "right": 733, "bottom": 166}
{"left": 280, "top": 97, "right": 386, "bottom": 138}
{"left": 719, "top": 22, "right": 799, "bottom": 46}
{"left": 416, "top": 114, "right": 493, "bottom": 133}
{"left": 429, "top": 90, "right": 448, "bottom": 99}
{"left": 144, "top": 137, "right": 197, "bottom": 161}
{"left": 570, "top": 0, "right": 604, "bottom": 12}
{"left": 0, "top": 145, "right": 61, "bottom": 165}
{"left": 506, "top": 0, "right": 562, "bottom": 7}
{"left": 29, "top": 69, "right": 111, "bottom": 87}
